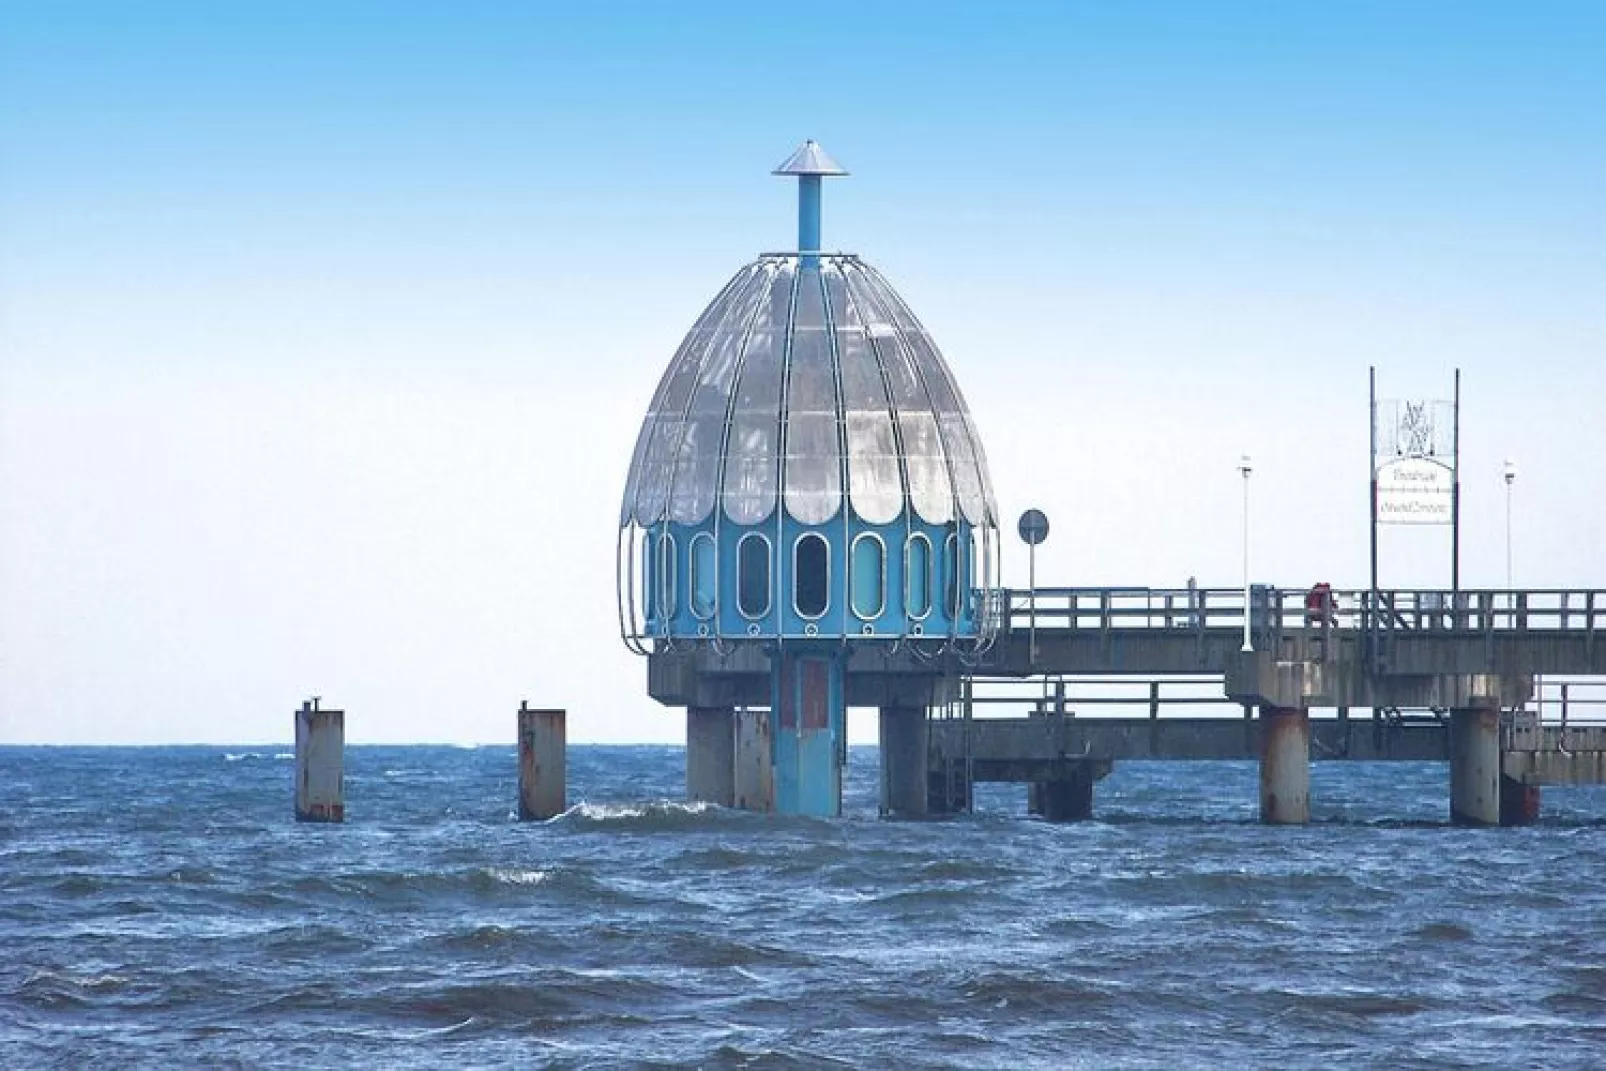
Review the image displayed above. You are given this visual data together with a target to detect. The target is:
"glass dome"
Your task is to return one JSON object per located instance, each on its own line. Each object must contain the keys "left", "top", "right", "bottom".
{"left": 621, "top": 254, "right": 997, "bottom": 532}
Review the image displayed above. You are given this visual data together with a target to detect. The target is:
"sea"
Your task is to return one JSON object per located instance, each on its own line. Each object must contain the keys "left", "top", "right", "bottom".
{"left": 3, "top": 745, "right": 1605, "bottom": 1069}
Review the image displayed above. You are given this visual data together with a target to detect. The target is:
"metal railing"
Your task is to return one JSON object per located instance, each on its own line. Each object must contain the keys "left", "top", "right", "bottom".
{"left": 1002, "top": 586, "right": 1606, "bottom": 636}
{"left": 957, "top": 671, "right": 1606, "bottom": 728}
{"left": 957, "top": 674, "right": 1243, "bottom": 721}
{"left": 1527, "top": 677, "right": 1606, "bottom": 727}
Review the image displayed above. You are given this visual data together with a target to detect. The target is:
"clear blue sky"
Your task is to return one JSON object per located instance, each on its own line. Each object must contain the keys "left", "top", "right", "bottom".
{"left": 2, "top": 2, "right": 1603, "bottom": 742}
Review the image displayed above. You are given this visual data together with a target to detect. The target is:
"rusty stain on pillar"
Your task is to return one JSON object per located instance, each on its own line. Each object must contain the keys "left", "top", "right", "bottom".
{"left": 1499, "top": 775, "right": 1541, "bottom": 826}
{"left": 879, "top": 705, "right": 928, "bottom": 819}
{"left": 517, "top": 702, "right": 567, "bottom": 821}
{"left": 686, "top": 706, "right": 735, "bottom": 806}
{"left": 1259, "top": 705, "right": 1310, "bottom": 825}
{"left": 1449, "top": 706, "right": 1500, "bottom": 826}
{"left": 733, "top": 707, "right": 774, "bottom": 812}
{"left": 294, "top": 698, "right": 344, "bottom": 823}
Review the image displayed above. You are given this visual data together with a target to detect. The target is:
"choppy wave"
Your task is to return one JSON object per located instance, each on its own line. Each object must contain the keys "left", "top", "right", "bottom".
{"left": 3, "top": 745, "right": 1606, "bottom": 1068}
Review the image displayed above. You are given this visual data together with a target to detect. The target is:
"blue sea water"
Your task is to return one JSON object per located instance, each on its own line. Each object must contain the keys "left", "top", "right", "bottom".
{"left": 3, "top": 745, "right": 1605, "bottom": 1068}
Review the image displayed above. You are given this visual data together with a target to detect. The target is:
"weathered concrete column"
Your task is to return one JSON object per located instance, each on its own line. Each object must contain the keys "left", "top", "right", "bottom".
{"left": 1259, "top": 705, "right": 1310, "bottom": 824}
{"left": 732, "top": 707, "right": 773, "bottom": 812}
{"left": 686, "top": 706, "right": 736, "bottom": 806}
{"left": 1040, "top": 771, "right": 1094, "bottom": 822}
{"left": 294, "top": 698, "right": 344, "bottom": 823}
{"left": 1499, "top": 775, "right": 1541, "bottom": 826}
{"left": 517, "top": 703, "right": 566, "bottom": 821}
{"left": 879, "top": 705, "right": 928, "bottom": 819}
{"left": 1449, "top": 706, "right": 1501, "bottom": 826}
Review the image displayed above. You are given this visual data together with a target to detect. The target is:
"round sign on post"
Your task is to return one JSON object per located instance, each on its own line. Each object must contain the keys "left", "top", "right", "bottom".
{"left": 1016, "top": 509, "right": 1049, "bottom": 668}
{"left": 1018, "top": 508, "right": 1049, "bottom": 546}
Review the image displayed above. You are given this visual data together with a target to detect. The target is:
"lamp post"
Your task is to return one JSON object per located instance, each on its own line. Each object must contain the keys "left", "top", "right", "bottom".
{"left": 1238, "top": 454, "right": 1253, "bottom": 653}
{"left": 1503, "top": 458, "right": 1517, "bottom": 591}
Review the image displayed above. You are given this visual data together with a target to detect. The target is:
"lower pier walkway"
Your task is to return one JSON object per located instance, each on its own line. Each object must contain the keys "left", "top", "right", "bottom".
{"left": 924, "top": 672, "right": 1606, "bottom": 826}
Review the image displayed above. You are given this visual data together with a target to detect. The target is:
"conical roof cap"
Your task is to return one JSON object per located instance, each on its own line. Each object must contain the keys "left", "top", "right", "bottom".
{"left": 771, "top": 139, "right": 848, "bottom": 176}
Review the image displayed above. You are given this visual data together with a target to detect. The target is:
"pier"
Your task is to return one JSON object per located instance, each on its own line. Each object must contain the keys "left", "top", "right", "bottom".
{"left": 647, "top": 585, "right": 1606, "bottom": 825}
{"left": 939, "top": 585, "right": 1606, "bottom": 824}
{"left": 620, "top": 144, "right": 1606, "bottom": 826}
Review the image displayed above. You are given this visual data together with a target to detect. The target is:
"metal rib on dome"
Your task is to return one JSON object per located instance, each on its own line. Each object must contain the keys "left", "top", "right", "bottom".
{"left": 623, "top": 254, "right": 994, "bottom": 530}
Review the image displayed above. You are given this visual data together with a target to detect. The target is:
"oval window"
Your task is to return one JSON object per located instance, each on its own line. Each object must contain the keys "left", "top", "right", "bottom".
{"left": 851, "top": 535, "right": 885, "bottom": 619}
{"left": 657, "top": 532, "right": 677, "bottom": 618}
{"left": 794, "top": 534, "right": 829, "bottom": 619}
{"left": 737, "top": 533, "right": 771, "bottom": 619}
{"left": 690, "top": 534, "right": 716, "bottom": 620}
{"left": 943, "top": 531, "right": 961, "bottom": 619}
{"left": 906, "top": 534, "right": 932, "bottom": 618}
{"left": 641, "top": 531, "right": 654, "bottom": 619}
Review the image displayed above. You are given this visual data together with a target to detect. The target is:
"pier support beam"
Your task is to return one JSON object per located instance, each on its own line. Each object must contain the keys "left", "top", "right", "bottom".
{"left": 1448, "top": 705, "right": 1502, "bottom": 825}
{"left": 1499, "top": 775, "right": 1541, "bottom": 826}
{"left": 294, "top": 699, "right": 344, "bottom": 823}
{"left": 1259, "top": 705, "right": 1310, "bottom": 825}
{"left": 1040, "top": 770, "right": 1095, "bottom": 822}
{"left": 686, "top": 706, "right": 735, "bottom": 806}
{"left": 771, "top": 650, "right": 845, "bottom": 817}
{"left": 879, "top": 705, "right": 928, "bottom": 819}
{"left": 927, "top": 769, "right": 971, "bottom": 815}
{"left": 733, "top": 707, "right": 773, "bottom": 812}
{"left": 517, "top": 703, "right": 566, "bottom": 821}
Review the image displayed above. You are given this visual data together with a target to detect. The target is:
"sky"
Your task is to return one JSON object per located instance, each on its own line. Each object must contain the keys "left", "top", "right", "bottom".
{"left": 1, "top": 2, "right": 1603, "bottom": 744}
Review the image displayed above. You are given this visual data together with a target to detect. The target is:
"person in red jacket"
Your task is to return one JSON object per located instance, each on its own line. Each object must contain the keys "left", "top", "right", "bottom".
{"left": 1305, "top": 582, "right": 1336, "bottom": 626}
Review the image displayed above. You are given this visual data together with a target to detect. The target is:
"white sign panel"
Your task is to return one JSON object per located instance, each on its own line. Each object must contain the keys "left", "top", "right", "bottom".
{"left": 1376, "top": 456, "right": 1452, "bottom": 525}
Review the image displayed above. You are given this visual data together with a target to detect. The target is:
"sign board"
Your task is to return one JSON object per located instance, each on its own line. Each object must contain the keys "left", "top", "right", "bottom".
{"left": 1017, "top": 509, "right": 1049, "bottom": 546}
{"left": 1374, "top": 397, "right": 1455, "bottom": 527}
{"left": 1376, "top": 456, "right": 1453, "bottom": 525}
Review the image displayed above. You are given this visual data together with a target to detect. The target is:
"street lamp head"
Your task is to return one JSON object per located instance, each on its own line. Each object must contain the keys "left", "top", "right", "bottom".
{"left": 1237, "top": 454, "right": 1253, "bottom": 478}
{"left": 1503, "top": 458, "right": 1518, "bottom": 485}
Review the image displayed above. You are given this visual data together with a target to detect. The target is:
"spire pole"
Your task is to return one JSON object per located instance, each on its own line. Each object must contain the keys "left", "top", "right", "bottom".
{"left": 772, "top": 139, "right": 848, "bottom": 269}
{"left": 798, "top": 174, "right": 822, "bottom": 260}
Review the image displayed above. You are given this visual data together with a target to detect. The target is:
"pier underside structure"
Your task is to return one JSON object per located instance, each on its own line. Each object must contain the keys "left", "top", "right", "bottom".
{"left": 650, "top": 585, "right": 1606, "bottom": 825}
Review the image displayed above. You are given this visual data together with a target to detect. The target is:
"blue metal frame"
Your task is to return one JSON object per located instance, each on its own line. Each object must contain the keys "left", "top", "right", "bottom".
{"left": 643, "top": 515, "right": 977, "bottom": 642}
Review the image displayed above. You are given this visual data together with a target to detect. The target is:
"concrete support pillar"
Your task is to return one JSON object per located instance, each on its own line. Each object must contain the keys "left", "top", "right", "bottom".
{"left": 1259, "top": 705, "right": 1310, "bottom": 825}
{"left": 294, "top": 699, "right": 344, "bottom": 823}
{"left": 1500, "top": 775, "right": 1541, "bottom": 826}
{"left": 686, "top": 706, "right": 735, "bottom": 806}
{"left": 517, "top": 703, "right": 566, "bottom": 821}
{"left": 1040, "top": 772, "right": 1094, "bottom": 822}
{"left": 732, "top": 707, "right": 773, "bottom": 812}
{"left": 1449, "top": 706, "right": 1501, "bottom": 826}
{"left": 879, "top": 705, "right": 928, "bottom": 819}
{"left": 1451, "top": 706, "right": 1496, "bottom": 828}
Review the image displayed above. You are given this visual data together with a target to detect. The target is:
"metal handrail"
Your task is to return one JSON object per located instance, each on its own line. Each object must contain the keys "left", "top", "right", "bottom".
{"left": 1527, "top": 678, "right": 1606, "bottom": 727}
{"left": 1000, "top": 587, "right": 1606, "bottom": 635}
{"left": 957, "top": 674, "right": 1243, "bottom": 721}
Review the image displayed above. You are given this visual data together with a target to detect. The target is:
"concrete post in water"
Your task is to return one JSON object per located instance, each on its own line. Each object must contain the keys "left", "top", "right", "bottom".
{"left": 686, "top": 706, "right": 735, "bottom": 806}
{"left": 517, "top": 703, "right": 566, "bottom": 821}
{"left": 732, "top": 707, "right": 774, "bottom": 812}
{"left": 1259, "top": 705, "right": 1310, "bottom": 824}
{"left": 1040, "top": 769, "right": 1095, "bottom": 822}
{"left": 1499, "top": 775, "right": 1541, "bottom": 826}
{"left": 1449, "top": 705, "right": 1501, "bottom": 826}
{"left": 879, "top": 705, "right": 929, "bottom": 819}
{"left": 294, "top": 698, "right": 344, "bottom": 823}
